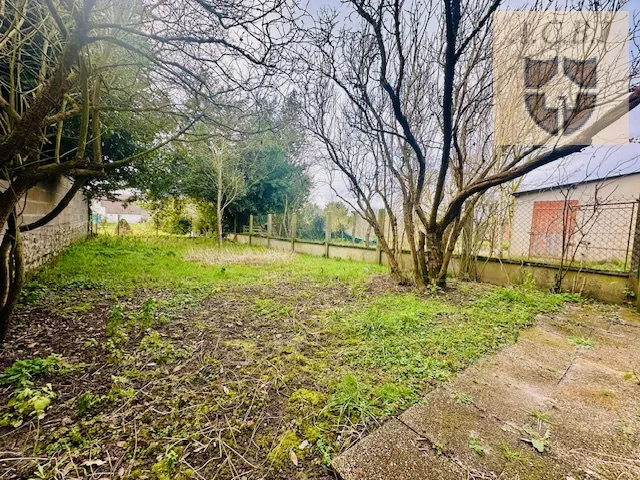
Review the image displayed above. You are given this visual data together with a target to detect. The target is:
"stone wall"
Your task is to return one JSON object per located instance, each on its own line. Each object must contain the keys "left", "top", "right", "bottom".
{"left": 9, "top": 177, "right": 89, "bottom": 272}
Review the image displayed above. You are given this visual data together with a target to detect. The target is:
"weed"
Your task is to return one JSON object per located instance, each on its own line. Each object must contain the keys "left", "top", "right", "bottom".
{"left": 138, "top": 330, "right": 191, "bottom": 364}
{"left": 15, "top": 236, "right": 578, "bottom": 478}
{"left": 346, "top": 294, "right": 450, "bottom": 337}
{"left": 341, "top": 284, "right": 569, "bottom": 389}
{"left": 34, "top": 236, "right": 385, "bottom": 294}
{"left": 0, "top": 354, "right": 78, "bottom": 387}
{"left": 151, "top": 446, "right": 184, "bottom": 480}
{"left": 557, "top": 292, "right": 583, "bottom": 302}
{"left": 566, "top": 335, "right": 596, "bottom": 349}
{"left": 0, "top": 384, "right": 56, "bottom": 427}
{"left": 316, "top": 438, "right": 333, "bottom": 466}
{"left": 0, "top": 355, "right": 82, "bottom": 428}
{"left": 451, "top": 390, "right": 472, "bottom": 405}
{"left": 134, "top": 297, "right": 160, "bottom": 329}
{"left": 327, "top": 374, "right": 376, "bottom": 425}
{"left": 288, "top": 388, "right": 327, "bottom": 415}
{"left": 106, "top": 304, "right": 127, "bottom": 343}
{"left": 623, "top": 369, "right": 640, "bottom": 385}
{"left": 19, "top": 279, "right": 47, "bottom": 304}
{"left": 501, "top": 441, "right": 525, "bottom": 461}
{"left": 61, "top": 303, "right": 93, "bottom": 315}
{"left": 253, "top": 298, "right": 294, "bottom": 318}
{"left": 468, "top": 434, "right": 485, "bottom": 455}
{"left": 373, "top": 382, "right": 418, "bottom": 416}
{"left": 75, "top": 391, "right": 106, "bottom": 417}
{"left": 426, "top": 283, "right": 442, "bottom": 294}
{"left": 528, "top": 409, "right": 553, "bottom": 425}
{"left": 108, "top": 386, "right": 136, "bottom": 401}
{"left": 521, "top": 272, "right": 536, "bottom": 290}
{"left": 31, "top": 465, "right": 47, "bottom": 479}
{"left": 432, "top": 442, "right": 446, "bottom": 455}
{"left": 521, "top": 424, "right": 552, "bottom": 453}
{"left": 325, "top": 374, "right": 416, "bottom": 426}
{"left": 268, "top": 430, "right": 303, "bottom": 468}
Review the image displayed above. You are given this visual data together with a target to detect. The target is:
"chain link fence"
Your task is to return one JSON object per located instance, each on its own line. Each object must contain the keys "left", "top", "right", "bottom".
{"left": 239, "top": 210, "right": 379, "bottom": 248}
{"left": 469, "top": 198, "right": 640, "bottom": 273}
{"left": 237, "top": 197, "right": 640, "bottom": 275}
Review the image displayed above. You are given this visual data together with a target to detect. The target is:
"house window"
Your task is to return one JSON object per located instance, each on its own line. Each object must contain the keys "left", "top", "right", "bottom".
{"left": 529, "top": 200, "right": 578, "bottom": 258}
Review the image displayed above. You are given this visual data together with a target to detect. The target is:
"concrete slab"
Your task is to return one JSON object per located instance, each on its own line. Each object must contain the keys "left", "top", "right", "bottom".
{"left": 331, "top": 419, "right": 465, "bottom": 480}
{"left": 333, "top": 305, "right": 640, "bottom": 480}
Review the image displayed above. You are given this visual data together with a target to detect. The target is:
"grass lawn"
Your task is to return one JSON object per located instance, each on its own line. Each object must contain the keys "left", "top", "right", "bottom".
{"left": 0, "top": 235, "right": 577, "bottom": 479}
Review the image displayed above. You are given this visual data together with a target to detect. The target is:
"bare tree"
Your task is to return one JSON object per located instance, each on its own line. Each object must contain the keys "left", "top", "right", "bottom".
{"left": 206, "top": 140, "right": 245, "bottom": 247}
{"left": 298, "top": 0, "right": 639, "bottom": 288}
{"left": 300, "top": 75, "right": 406, "bottom": 279}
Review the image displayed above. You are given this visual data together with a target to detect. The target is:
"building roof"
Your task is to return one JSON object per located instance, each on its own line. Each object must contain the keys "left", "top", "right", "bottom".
{"left": 514, "top": 144, "right": 640, "bottom": 197}
{"left": 95, "top": 197, "right": 149, "bottom": 216}
{"left": 510, "top": 105, "right": 640, "bottom": 197}
{"left": 513, "top": 168, "right": 640, "bottom": 197}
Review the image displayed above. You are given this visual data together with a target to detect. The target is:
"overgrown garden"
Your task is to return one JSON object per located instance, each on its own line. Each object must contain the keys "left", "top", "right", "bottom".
{"left": 0, "top": 233, "right": 577, "bottom": 479}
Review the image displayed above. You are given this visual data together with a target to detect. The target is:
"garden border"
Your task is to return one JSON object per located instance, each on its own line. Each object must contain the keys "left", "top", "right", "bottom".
{"left": 232, "top": 233, "right": 634, "bottom": 304}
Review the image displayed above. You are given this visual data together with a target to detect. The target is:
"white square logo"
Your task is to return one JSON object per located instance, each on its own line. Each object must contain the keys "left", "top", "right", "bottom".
{"left": 493, "top": 12, "right": 629, "bottom": 146}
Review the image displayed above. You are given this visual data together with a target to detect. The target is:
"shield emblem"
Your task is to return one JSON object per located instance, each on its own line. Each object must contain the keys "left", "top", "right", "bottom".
{"left": 524, "top": 57, "right": 597, "bottom": 135}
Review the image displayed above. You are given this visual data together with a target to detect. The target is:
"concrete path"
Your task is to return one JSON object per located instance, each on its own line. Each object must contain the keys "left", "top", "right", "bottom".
{"left": 333, "top": 303, "right": 640, "bottom": 480}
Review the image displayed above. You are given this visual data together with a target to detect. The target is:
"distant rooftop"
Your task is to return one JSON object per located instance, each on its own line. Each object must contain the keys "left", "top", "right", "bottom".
{"left": 94, "top": 196, "right": 148, "bottom": 216}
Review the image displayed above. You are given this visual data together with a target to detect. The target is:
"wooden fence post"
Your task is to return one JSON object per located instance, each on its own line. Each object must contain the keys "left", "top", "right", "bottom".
{"left": 267, "top": 214, "right": 272, "bottom": 247}
{"left": 325, "top": 212, "right": 332, "bottom": 258}
{"left": 351, "top": 212, "right": 357, "bottom": 244}
{"left": 290, "top": 213, "right": 297, "bottom": 251}
{"left": 376, "top": 209, "right": 385, "bottom": 265}
{"left": 249, "top": 215, "right": 254, "bottom": 246}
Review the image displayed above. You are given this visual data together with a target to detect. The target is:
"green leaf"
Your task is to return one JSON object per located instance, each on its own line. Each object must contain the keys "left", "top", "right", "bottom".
{"left": 30, "top": 396, "right": 52, "bottom": 413}
{"left": 531, "top": 438, "right": 545, "bottom": 452}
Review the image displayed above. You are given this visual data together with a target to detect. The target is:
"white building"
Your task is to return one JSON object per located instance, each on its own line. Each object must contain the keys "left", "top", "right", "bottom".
{"left": 509, "top": 171, "right": 640, "bottom": 268}
{"left": 92, "top": 196, "right": 150, "bottom": 224}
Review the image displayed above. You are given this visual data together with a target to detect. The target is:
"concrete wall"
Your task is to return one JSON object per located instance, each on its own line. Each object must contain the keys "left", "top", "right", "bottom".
{"left": 234, "top": 233, "right": 632, "bottom": 304}
{"left": 449, "top": 257, "right": 629, "bottom": 304}
{"left": 8, "top": 177, "right": 89, "bottom": 271}
{"left": 510, "top": 174, "right": 640, "bottom": 264}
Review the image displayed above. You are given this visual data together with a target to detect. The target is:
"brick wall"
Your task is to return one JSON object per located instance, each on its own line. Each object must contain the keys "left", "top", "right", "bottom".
{"left": 7, "top": 177, "right": 89, "bottom": 272}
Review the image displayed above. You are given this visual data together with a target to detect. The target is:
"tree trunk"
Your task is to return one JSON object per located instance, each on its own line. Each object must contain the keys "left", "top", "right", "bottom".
{"left": 403, "top": 203, "right": 426, "bottom": 288}
{"left": 418, "top": 231, "right": 428, "bottom": 284}
{"left": 351, "top": 213, "right": 356, "bottom": 244}
{"left": 0, "top": 213, "right": 25, "bottom": 345}
{"left": 0, "top": 182, "right": 29, "bottom": 233}
{"left": 459, "top": 216, "right": 475, "bottom": 280}
{"left": 216, "top": 158, "right": 223, "bottom": 248}
{"left": 424, "top": 229, "right": 446, "bottom": 287}
{"left": 371, "top": 222, "right": 405, "bottom": 282}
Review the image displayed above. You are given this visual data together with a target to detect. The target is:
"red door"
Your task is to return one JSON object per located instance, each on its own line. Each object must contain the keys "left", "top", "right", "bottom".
{"left": 529, "top": 200, "right": 578, "bottom": 258}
